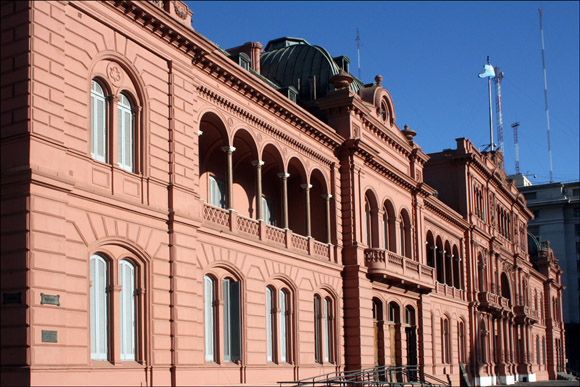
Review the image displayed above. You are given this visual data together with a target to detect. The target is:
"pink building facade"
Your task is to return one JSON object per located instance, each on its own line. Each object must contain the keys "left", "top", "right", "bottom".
{"left": 0, "top": 1, "right": 565, "bottom": 386}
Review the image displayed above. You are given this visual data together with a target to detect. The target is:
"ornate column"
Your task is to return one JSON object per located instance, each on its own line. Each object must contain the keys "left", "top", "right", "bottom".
{"left": 278, "top": 173, "right": 290, "bottom": 229}
{"left": 322, "top": 194, "right": 332, "bottom": 244}
{"left": 221, "top": 146, "right": 236, "bottom": 210}
{"left": 252, "top": 160, "right": 265, "bottom": 220}
{"left": 301, "top": 183, "right": 312, "bottom": 237}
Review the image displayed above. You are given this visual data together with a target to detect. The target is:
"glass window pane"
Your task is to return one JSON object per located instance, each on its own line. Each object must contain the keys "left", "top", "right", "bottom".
{"left": 91, "top": 80, "right": 107, "bottom": 162}
{"left": 90, "top": 255, "right": 108, "bottom": 360}
{"left": 280, "top": 290, "right": 286, "bottom": 362}
{"left": 209, "top": 176, "right": 226, "bottom": 209}
{"left": 117, "top": 93, "right": 133, "bottom": 172}
{"left": 266, "top": 288, "right": 273, "bottom": 362}
{"left": 120, "top": 260, "right": 135, "bottom": 360}
{"left": 323, "top": 298, "right": 330, "bottom": 362}
{"left": 204, "top": 276, "right": 214, "bottom": 361}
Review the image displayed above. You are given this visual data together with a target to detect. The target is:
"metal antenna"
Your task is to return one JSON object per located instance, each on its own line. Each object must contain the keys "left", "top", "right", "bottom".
{"left": 486, "top": 56, "right": 494, "bottom": 151}
{"left": 493, "top": 68, "right": 505, "bottom": 152}
{"left": 356, "top": 28, "right": 361, "bottom": 79}
{"left": 512, "top": 122, "right": 521, "bottom": 174}
{"left": 539, "top": 7, "right": 554, "bottom": 182}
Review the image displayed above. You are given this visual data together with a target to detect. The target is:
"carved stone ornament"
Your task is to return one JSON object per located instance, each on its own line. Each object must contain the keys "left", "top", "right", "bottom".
{"left": 173, "top": 1, "right": 188, "bottom": 19}
{"left": 106, "top": 62, "right": 123, "bottom": 87}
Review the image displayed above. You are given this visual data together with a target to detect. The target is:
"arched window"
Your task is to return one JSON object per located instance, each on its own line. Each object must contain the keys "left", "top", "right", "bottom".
{"left": 204, "top": 275, "right": 216, "bottom": 362}
{"left": 441, "top": 317, "right": 451, "bottom": 364}
{"left": 91, "top": 80, "right": 107, "bottom": 163}
{"left": 223, "top": 277, "right": 241, "bottom": 362}
{"left": 458, "top": 320, "right": 466, "bottom": 363}
{"left": 90, "top": 254, "right": 108, "bottom": 360}
{"left": 365, "top": 199, "right": 373, "bottom": 246}
{"left": 266, "top": 285, "right": 292, "bottom": 364}
{"left": 542, "top": 337, "right": 546, "bottom": 364}
{"left": 119, "top": 260, "right": 136, "bottom": 361}
{"left": 279, "top": 289, "right": 290, "bottom": 362}
{"left": 536, "top": 335, "right": 540, "bottom": 365}
{"left": 314, "top": 293, "right": 335, "bottom": 364}
{"left": 117, "top": 93, "right": 134, "bottom": 172}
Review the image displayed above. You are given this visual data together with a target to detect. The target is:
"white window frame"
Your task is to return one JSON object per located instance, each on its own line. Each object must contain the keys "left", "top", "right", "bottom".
{"left": 90, "top": 254, "right": 108, "bottom": 360}
{"left": 117, "top": 93, "right": 134, "bottom": 172}
{"left": 223, "top": 278, "right": 241, "bottom": 362}
{"left": 266, "top": 287, "right": 274, "bottom": 362}
{"left": 279, "top": 289, "right": 288, "bottom": 363}
{"left": 204, "top": 275, "right": 215, "bottom": 362}
{"left": 91, "top": 80, "right": 107, "bottom": 163}
{"left": 120, "top": 260, "right": 136, "bottom": 361}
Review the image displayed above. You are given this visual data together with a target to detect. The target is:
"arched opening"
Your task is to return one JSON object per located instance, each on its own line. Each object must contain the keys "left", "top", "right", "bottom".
{"left": 478, "top": 254, "right": 485, "bottom": 292}
{"left": 405, "top": 306, "right": 418, "bottom": 373}
{"left": 426, "top": 231, "right": 435, "bottom": 268}
{"left": 436, "top": 237, "right": 444, "bottom": 283}
{"left": 310, "top": 169, "right": 329, "bottom": 243}
{"left": 232, "top": 129, "right": 259, "bottom": 218}
{"left": 501, "top": 273, "right": 511, "bottom": 304}
{"left": 388, "top": 302, "right": 401, "bottom": 367}
{"left": 444, "top": 241, "right": 453, "bottom": 286}
{"left": 383, "top": 200, "right": 396, "bottom": 252}
{"left": 261, "top": 144, "right": 284, "bottom": 227}
{"left": 399, "top": 209, "right": 412, "bottom": 258}
{"left": 199, "top": 112, "right": 229, "bottom": 208}
{"left": 372, "top": 298, "right": 384, "bottom": 367}
{"left": 364, "top": 191, "right": 379, "bottom": 247}
{"left": 452, "top": 245, "right": 461, "bottom": 289}
{"left": 287, "top": 158, "right": 308, "bottom": 236}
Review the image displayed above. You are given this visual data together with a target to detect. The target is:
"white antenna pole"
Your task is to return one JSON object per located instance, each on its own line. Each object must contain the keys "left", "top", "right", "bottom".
{"left": 539, "top": 7, "right": 554, "bottom": 182}
{"left": 494, "top": 68, "right": 505, "bottom": 152}
{"left": 486, "top": 57, "right": 494, "bottom": 151}
{"left": 356, "top": 28, "right": 361, "bottom": 79}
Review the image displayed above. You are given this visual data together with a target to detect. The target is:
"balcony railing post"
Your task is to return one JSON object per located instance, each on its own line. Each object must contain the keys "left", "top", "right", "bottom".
{"left": 285, "top": 228, "right": 293, "bottom": 250}
{"left": 229, "top": 210, "right": 237, "bottom": 233}
{"left": 308, "top": 237, "right": 314, "bottom": 256}
{"left": 258, "top": 220, "right": 266, "bottom": 241}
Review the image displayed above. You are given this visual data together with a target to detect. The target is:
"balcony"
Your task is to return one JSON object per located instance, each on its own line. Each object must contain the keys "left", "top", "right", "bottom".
{"left": 478, "top": 291, "right": 513, "bottom": 315}
{"left": 514, "top": 305, "right": 540, "bottom": 324}
{"left": 202, "top": 203, "right": 335, "bottom": 263}
{"left": 435, "top": 282, "right": 465, "bottom": 301}
{"left": 364, "top": 248, "right": 435, "bottom": 292}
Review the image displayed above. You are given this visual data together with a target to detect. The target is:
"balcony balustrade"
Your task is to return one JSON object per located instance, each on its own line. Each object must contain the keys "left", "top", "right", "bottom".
{"left": 514, "top": 305, "right": 540, "bottom": 323}
{"left": 364, "top": 248, "right": 435, "bottom": 291}
{"left": 202, "top": 203, "right": 335, "bottom": 262}
{"left": 478, "top": 291, "right": 513, "bottom": 314}
{"left": 434, "top": 281, "right": 465, "bottom": 300}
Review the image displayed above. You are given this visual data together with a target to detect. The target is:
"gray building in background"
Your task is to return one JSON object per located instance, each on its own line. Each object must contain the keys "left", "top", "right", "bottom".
{"left": 513, "top": 176, "right": 580, "bottom": 372}
{"left": 516, "top": 178, "right": 580, "bottom": 323}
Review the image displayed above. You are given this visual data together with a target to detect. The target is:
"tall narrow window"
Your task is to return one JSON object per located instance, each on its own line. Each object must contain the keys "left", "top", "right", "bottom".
{"left": 365, "top": 201, "right": 372, "bottom": 246}
{"left": 536, "top": 336, "right": 540, "bottom": 365}
{"left": 91, "top": 80, "right": 107, "bottom": 163}
{"left": 441, "top": 317, "right": 450, "bottom": 363}
{"left": 279, "top": 289, "right": 288, "bottom": 362}
{"left": 117, "top": 93, "right": 134, "bottom": 172}
{"left": 223, "top": 278, "right": 241, "bottom": 362}
{"left": 119, "top": 260, "right": 136, "bottom": 360}
{"left": 542, "top": 337, "right": 546, "bottom": 364}
{"left": 382, "top": 212, "right": 389, "bottom": 250}
{"left": 314, "top": 295, "right": 322, "bottom": 363}
{"left": 323, "top": 298, "right": 332, "bottom": 363}
{"left": 209, "top": 175, "right": 226, "bottom": 209}
{"left": 204, "top": 275, "right": 215, "bottom": 362}
{"left": 400, "top": 221, "right": 406, "bottom": 257}
{"left": 266, "top": 287, "right": 274, "bottom": 362}
{"left": 90, "top": 254, "right": 108, "bottom": 360}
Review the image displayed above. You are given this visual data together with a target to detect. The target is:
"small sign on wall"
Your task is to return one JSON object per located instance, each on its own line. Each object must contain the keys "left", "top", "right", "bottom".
{"left": 41, "top": 330, "right": 57, "bottom": 343}
{"left": 40, "top": 293, "right": 60, "bottom": 306}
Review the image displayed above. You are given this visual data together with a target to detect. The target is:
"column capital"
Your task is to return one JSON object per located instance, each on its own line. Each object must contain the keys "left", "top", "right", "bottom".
{"left": 107, "top": 95, "right": 120, "bottom": 103}
{"left": 251, "top": 160, "right": 265, "bottom": 167}
{"left": 278, "top": 172, "right": 290, "bottom": 179}
{"left": 198, "top": 130, "right": 203, "bottom": 136}
{"left": 221, "top": 146, "right": 236, "bottom": 153}
{"left": 321, "top": 193, "right": 333, "bottom": 200}
{"left": 300, "top": 183, "right": 313, "bottom": 190}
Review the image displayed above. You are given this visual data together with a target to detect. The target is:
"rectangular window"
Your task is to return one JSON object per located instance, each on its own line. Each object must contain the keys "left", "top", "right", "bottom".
{"left": 120, "top": 260, "right": 136, "bottom": 361}
{"left": 209, "top": 175, "right": 226, "bottom": 209}
{"left": 223, "top": 278, "right": 241, "bottom": 362}
{"left": 204, "top": 276, "right": 214, "bottom": 362}
{"left": 90, "top": 255, "right": 108, "bottom": 360}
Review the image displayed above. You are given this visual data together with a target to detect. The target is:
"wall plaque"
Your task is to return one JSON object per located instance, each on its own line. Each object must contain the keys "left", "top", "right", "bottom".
{"left": 2, "top": 292, "right": 21, "bottom": 305}
{"left": 40, "top": 293, "right": 60, "bottom": 306}
{"left": 41, "top": 330, "right": 57, "bottom": 343}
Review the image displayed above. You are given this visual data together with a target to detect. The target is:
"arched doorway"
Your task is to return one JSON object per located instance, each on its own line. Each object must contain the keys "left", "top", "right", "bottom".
{"left": 405, "top": 306, "right": 418, "bottom": 380}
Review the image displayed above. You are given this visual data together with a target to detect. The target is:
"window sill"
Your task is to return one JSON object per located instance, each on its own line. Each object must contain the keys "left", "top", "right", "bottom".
{"left": 89, "top": 360, "right": 145, "bottom": 368}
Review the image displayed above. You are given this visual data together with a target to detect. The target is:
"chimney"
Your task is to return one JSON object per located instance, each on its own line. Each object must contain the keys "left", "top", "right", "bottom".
{"left": 226, "top": 42, "right": 263, "bottom": 73}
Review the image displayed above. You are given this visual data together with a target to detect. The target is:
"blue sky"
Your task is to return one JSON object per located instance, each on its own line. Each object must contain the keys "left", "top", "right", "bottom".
{"left": 186, "top": 1, "right": 579, "bottom": 184}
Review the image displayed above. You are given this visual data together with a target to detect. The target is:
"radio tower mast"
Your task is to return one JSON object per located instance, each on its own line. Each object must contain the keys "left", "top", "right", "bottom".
{"left": 493, "top": 68, "right": 505, "bottom": 153}
{"left": 355, "top": 28, "right": 361, "bottom": 79}
{"left": 539, "top": 7, "right": 554, "bottom": 182}
{"left": 512, "top": 122, "right": 521, "bottom": 174}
